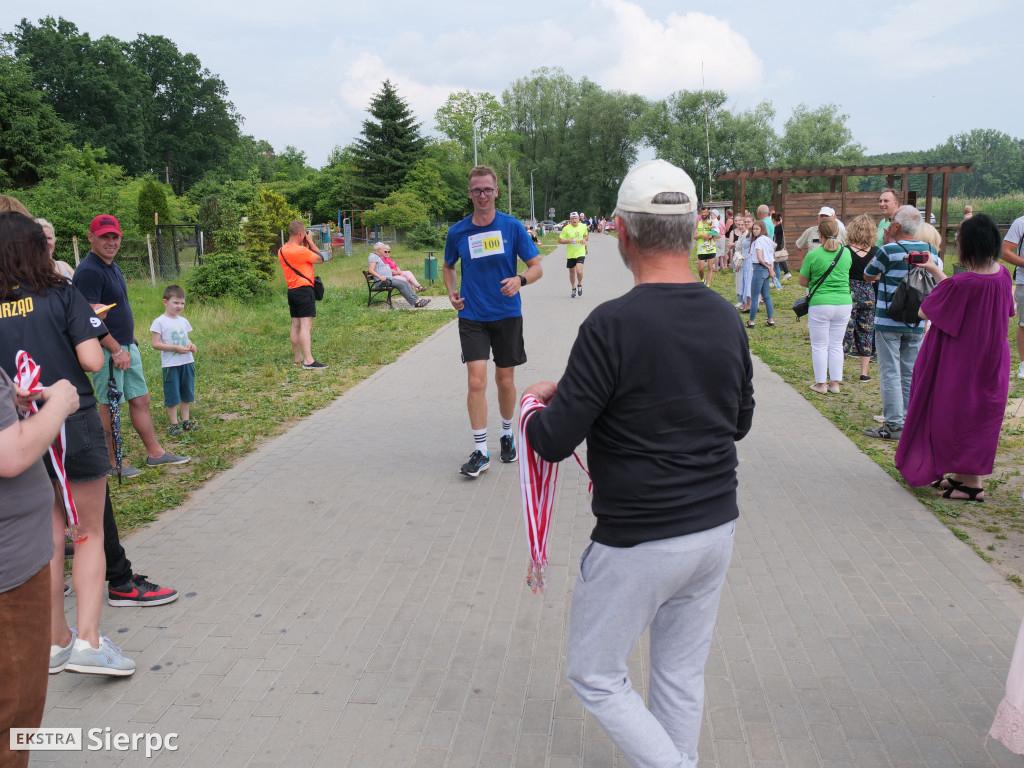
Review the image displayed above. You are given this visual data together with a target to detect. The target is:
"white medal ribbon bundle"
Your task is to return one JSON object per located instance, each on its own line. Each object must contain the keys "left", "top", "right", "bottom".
{"left": 517, "top": 393, "right": 591, "bottom": 595}
{"left": 14, "top": 350, "right": 87, "bottom": 543}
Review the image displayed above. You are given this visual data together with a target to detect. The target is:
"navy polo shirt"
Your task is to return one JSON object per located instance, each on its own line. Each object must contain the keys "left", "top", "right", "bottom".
{"left": 72, "top": 251, "right": 136, "bottom": 346}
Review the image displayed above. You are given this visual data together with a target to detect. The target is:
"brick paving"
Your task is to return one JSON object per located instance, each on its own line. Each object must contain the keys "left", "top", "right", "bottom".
{"left": 38, "top": 234, "right": 1024, "bottom": 766}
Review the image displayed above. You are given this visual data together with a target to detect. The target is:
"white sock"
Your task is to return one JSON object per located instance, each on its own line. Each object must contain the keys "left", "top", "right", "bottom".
{"left": 501, "top": 419, "right": 513, "bottom": 437}
{"left": 74, "top": 637, "right": 98, "bottom": 651}
{"left": 473, "top": 429, "right": 487, "bottom": 455}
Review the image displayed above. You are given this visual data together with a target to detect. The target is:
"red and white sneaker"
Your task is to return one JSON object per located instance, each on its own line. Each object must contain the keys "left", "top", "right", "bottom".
{"left": 107, "top": 574, "right": 179, "bottom": 606}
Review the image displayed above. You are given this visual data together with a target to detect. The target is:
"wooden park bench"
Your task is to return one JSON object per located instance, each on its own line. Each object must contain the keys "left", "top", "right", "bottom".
{"left": 362, "top": 271, "right": 397, "bottom": 308}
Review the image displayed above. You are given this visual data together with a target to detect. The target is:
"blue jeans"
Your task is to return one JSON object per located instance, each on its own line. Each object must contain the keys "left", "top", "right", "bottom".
{"left": 749, "top": 265, "right": 774, "bottom": 323}
{"left": 875, "top": 329, "right": 923, "bottom": 430}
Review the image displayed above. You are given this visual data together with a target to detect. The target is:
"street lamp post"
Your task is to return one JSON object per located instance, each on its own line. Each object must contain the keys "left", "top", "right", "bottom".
{"left": 472, "top": 112, "right": 482, "bottom": 167}
{"left": 530, "top": 168, "right": 538, "bottom": 224}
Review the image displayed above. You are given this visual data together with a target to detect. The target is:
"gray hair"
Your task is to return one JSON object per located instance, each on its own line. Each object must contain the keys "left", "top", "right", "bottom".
{"left": 373, "top": 241, "right": 388, "bottom": 252}
{"left": 893, "top": 205, "right": 922, "bottom": 237}
{"left": 616, "top": 192, "right": 698, "bottom": 253}
{"left": 35, "top": 218, "right": 55, "bottom": 237}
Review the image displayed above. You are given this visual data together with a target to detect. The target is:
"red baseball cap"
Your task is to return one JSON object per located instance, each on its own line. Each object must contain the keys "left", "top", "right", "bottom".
{"left": 90, "top": 215, "right": 121, "bottom": 236}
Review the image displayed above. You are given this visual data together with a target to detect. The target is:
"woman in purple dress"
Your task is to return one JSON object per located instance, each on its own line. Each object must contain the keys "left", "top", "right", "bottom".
{"left": 895, "top": 215, "right": 1012, "bottom": 501}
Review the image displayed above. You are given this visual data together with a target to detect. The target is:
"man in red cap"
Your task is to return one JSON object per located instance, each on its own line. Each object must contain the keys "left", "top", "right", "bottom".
{"left": 74, "top": 215, "right": 190, "bottom": 476}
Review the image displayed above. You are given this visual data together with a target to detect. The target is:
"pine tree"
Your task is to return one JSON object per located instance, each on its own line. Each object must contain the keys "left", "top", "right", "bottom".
{"left": 351, "top": 80, "right": 424, "bottom": 209}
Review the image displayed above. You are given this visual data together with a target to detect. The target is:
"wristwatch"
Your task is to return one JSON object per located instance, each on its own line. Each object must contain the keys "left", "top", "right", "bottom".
{"left": 519, "top": 275, "right": 527, "bottom": 286}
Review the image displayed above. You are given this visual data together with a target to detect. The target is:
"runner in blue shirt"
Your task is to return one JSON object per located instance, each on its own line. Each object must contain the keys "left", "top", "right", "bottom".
{"left": 443, "top": 165, "right": 543, "bottom": 478}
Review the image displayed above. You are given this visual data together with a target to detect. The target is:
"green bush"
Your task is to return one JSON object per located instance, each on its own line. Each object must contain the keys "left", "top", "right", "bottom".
{"left": 405, "top": 221, "right": 448, "bottom": 250}
{"left": 185, "top": 251, "right": 268, "bottom": 300}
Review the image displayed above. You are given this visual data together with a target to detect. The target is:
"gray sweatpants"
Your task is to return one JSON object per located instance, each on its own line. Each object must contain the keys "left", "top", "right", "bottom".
{"left": 567, "top": 521, "right": 735, "bottom": 768}
{"left": 388, "top": 276, "right": 418, "bottom": 305}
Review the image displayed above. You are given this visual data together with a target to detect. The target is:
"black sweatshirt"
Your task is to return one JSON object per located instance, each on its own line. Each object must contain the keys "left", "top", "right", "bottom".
{"left": 526, "top": 283, "right": 755, "bottom": 547}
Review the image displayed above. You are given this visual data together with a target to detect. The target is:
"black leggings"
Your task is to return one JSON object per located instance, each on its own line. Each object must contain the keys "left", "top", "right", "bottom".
{"left": 102, "top": 483, "right": 133, "bottom": 586}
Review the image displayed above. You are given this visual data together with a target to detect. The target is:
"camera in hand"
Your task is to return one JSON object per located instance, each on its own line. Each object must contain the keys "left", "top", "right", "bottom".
{"left": 906, "top": 250, "right": 930, "bottom": 266}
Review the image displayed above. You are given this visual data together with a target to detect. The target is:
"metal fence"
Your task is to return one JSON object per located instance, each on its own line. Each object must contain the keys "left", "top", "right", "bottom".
{"left": 154, "top": 224, "right": 202, "bottom": 278}
{"left": 53, "top": 238, "right": 159, "bottom": 284}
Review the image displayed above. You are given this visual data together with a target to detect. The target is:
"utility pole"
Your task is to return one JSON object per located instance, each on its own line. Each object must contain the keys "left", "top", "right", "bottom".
{"left": 530, "top": 168, "right": 538, "bottom": 223}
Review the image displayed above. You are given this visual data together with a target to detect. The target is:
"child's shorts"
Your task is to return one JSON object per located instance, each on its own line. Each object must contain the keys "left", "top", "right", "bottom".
{"left": 162, "top": 363, "right": 195, "bottom": 408}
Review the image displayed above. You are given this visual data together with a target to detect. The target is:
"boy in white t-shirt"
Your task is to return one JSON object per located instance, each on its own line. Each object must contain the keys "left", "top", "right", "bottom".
{"left": 150, "top": 285, "right": 198, "bottom": 436}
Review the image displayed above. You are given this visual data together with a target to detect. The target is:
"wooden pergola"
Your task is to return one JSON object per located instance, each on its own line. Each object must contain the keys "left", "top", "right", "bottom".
{"left": 716, "top": 162, "right": 974, "bottom": 246}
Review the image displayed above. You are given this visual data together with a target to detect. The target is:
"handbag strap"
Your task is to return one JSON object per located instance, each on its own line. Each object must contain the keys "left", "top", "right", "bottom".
{"left": 279, "top": 248, "right": 315, "bottom": 288}
{"left": 807, "top": 247, "right": 846, "bottom": 299}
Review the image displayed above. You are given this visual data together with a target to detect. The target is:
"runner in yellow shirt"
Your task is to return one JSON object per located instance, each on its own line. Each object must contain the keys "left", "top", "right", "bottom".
{"left": 695, "top": 205, "right": 718, "bottom": 287}
{"left": 559, "top": 211, "right": 590, "bottom": 298}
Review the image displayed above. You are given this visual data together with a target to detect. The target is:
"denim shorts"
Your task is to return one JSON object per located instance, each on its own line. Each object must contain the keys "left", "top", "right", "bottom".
{"left": 162, "top": 363, "right": 196, "bottom": 407}
{"left": 44, "top": 407, "right": 109, "bottom": 483}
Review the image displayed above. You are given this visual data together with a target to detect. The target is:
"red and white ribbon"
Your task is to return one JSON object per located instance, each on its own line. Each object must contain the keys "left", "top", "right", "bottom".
{"left": 518, "top": 393, "right": 591, "bottom": 594}
{"left": 14, "top": 350, "right": 85, "bottom": 542}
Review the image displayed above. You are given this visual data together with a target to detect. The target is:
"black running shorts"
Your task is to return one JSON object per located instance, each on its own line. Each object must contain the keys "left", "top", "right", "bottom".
{"left": 459, "top": 316, "right": 526, "bottom": 368}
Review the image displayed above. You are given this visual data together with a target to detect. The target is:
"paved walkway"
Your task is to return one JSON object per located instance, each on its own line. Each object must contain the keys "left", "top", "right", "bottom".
{"left": 40, "top": 234, "right": 1024, "bottom": 766}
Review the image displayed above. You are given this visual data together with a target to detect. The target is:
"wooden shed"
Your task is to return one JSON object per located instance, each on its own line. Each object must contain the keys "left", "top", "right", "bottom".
{"left": 716, "top": 162, "right": 974, "bottom": 260}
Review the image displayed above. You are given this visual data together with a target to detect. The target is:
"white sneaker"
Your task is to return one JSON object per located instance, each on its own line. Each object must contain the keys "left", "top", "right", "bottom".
{"left": 781, "top": 273, "right": 792, "bottom": 282}
{"left": 1017, "top": 362, "right": 1024, "bottom": 380}
{"left": 66, "top": 636, "right": 135, "bottom": 676}
{"left": 50, "top": 629, "right": 76, "bottom": 674}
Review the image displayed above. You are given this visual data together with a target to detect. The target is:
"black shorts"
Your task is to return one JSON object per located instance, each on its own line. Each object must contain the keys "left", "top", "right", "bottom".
{"left": 698, "top": 254, "right": 716, "bottom": 262}
{"left": 459, "top": 316, "right": 527, "bottom": 368}
{"left": 44, "top": 407, "right": 109, "bottom": 483}
{"left": 566, "top": 258, "right": 584, "bottom": 268}
{"left": 287, "top": 286, "right": 316, "bottom": 318}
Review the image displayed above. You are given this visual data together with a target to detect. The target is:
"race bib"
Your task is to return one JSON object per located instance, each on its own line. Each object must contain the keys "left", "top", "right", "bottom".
{"left": 468, "top": 231, "right": 505, "bottom": 259}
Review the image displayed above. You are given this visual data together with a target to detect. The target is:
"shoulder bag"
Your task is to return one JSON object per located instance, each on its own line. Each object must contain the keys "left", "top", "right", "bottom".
{"left": 280, "top": 248, "right": 324, "bottom": 301}
{"left": 792, "top": 247, "right": 846, "bottom": 318}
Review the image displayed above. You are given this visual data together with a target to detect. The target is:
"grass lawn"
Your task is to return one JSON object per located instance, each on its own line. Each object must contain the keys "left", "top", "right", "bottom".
{"left": 108, "top": 238, "right": 558, "bottom": 533}
{"left": 695, "top": 254, "right": 1024, "bottom": 588}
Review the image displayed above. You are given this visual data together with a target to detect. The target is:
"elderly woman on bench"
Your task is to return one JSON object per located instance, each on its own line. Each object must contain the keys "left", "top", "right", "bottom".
{"left": 368, "top": 243, "right": 430, "bottom": 308}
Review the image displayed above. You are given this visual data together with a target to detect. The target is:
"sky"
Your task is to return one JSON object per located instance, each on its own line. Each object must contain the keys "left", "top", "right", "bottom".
{"left": 3, "top": 0, "right": 1018, "bottom": 169}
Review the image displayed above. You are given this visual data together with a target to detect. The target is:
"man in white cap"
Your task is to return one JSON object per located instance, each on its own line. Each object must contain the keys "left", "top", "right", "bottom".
{"left": 522, "top": 159, "right": 754, "bottom": 767}
{"left": 794, "top": 206, "right": 847, "bottom": 262}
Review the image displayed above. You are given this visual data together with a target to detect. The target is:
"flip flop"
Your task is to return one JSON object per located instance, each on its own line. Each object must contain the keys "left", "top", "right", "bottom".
{"left": 941, "top": 485, "right": 985, "bottom": 502}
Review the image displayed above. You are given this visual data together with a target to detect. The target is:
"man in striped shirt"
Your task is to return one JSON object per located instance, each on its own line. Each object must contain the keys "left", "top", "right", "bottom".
{"left": 862, "top": 206, "right": 939, "bottom": 441}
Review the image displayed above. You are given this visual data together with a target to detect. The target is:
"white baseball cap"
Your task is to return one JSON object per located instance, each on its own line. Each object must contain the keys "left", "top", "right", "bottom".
{"left": 615, "top": 160, "right": 697, "bottom": 215}
{"left": 818, "top": 206, "right": 836, "bottom": 217}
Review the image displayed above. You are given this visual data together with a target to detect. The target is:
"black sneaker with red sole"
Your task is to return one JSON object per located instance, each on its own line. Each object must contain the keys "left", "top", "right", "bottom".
{"left": 107, "top": 574, "right": 179, "bottom": 606}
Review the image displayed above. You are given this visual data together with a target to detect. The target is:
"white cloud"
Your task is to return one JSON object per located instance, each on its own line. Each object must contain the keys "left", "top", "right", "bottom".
{"left": 835, "top": 0, "right": 992, "bottom": 75}
{"left": 594, "top": 0, "right": 764, "bottom": 96}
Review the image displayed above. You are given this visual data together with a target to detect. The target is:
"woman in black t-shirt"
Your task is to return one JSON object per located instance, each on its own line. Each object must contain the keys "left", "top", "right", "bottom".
{"left": 0, "top": 212, "right": 135, "bottom": 676}
{"left": 842, "top": 214, "right": 880, "bottom": 382}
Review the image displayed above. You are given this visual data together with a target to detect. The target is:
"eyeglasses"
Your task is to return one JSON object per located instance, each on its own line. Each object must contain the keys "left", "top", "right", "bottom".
{"left": 469, "top": 187, "right": 496, "bottom": 198}
{"left": 382, "top": 249, "right": 391, "bottom": 253}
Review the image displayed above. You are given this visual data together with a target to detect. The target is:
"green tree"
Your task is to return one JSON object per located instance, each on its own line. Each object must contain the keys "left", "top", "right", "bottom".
{"left": 136, "top": 178, "right": 172, "bottom": 236}
{"left": 0, "top": 46, "right": 71, "bottom": 187}
{"left": 934, "top": 129, "right": 1024, "bottom": 197}
{"left": 639, "top": 90, "right": 779, "bottom": 203}
{"left": 503, "top": 68, "right": 582, "bottom": 219}
{"left": 402, "top": 156, "right": 456, "bottom": 220}
{"left": 16, "top": 145, "right": 128, "bottom": 239}
{"left": 351, "top": 80, "right": 425, "bottom": 208}
{"left": 362, "top": 188, "right": 429, "bottom": 231}
{"left": 243, "top": 187, "right": 300, "bottom": 280}
{"left": 127, "top": 33, "right": 242, "bottom": 192}
{"left": 434, "top": 90, "right": 519, "bottom": 165}
{"left": 10, "top": 17, "right": 150, "bottom": 173}
{"left": 777, "top": 104, "right": 863, "bottom": 192}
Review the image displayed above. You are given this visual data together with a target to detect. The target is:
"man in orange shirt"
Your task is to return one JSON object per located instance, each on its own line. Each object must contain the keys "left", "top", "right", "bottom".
{"left": 278, "top": 219, "right": 326, "bottom": 369}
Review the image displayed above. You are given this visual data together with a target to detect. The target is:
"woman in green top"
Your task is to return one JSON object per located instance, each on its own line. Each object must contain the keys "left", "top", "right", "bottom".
{"left": 799, "top": 218, "right": 852, "bottom": 394}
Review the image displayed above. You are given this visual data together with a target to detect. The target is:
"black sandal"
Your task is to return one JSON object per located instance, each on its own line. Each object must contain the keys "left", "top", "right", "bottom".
{"left": 930, "top": 476, "right": 963, "bottom": 491}
{"left": 941, "top": 485, "right": 985, "bottom": 502}
{"left": 766, "top": 321, "right": 775, "bottom": 327}
{"left": 746, "top": 321, "right": 756, "bottom": 328}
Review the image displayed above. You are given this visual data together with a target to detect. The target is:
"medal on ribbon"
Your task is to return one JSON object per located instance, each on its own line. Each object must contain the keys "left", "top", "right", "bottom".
{"left": 14, "top": 350, "right": 87, "bottom": 543}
